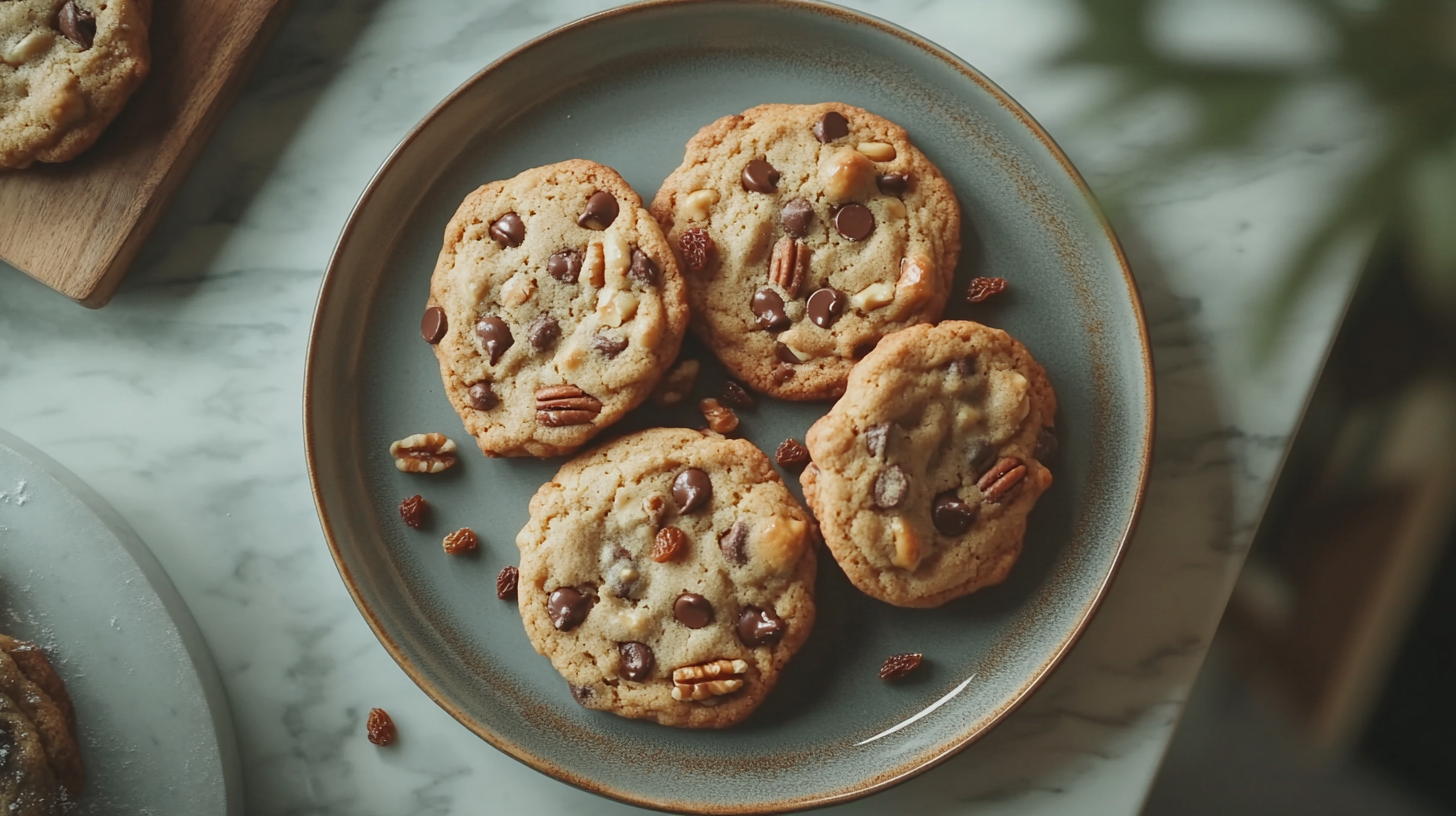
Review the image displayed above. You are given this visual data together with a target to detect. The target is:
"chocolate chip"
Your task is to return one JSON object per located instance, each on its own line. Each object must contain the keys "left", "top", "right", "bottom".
{"left": 618, "top": 642, "right": 655, "bottom": 681}
{"left": 673, "top": 593, "right": 714, "bottom": 629}
{"left": 834, "top": 203, "right": 875, "bottom": 241}
{"left": 548, "top": 249, "right": 582, "bottom": 283}
{"left": 474, "top": 316, "right": 513, "bottom": 364}
{"left": 950, "top": 355, "right": 978, "bottom": 377}
{"left": 489, "top": 212, "right": 524, "bottom": 247}
{"left": 852, "top": 338, "right": 879, "bottom": 360}
{"left": 933, "top": 492, "right": 977, "bottom": 536}
{"left": 719, "top": 520, "right": 748, "bottom": 564}
{"left": 812, "top": 111, "right": 849, "bottom": 143}
{"left": 527, "top": 314, "right": 560, "bottom": 350}
{"left": 751, "top": 288, "right": 790, "bottom": 332}
{"left": 781, "top": 198, "right": 814, "bottom": 238}
{"left": 737, "top": 606, "right": 786, "bottom": 647}
{"left": 578, "top": 191, "right": 619, "bottom": 230}
{"left": 57, "top": 1, "right": 95, "bottom": 49}
{"left": 876, "top": 173, "right": 910, "bottom": 196}
{"left": 771, "top": 364, "right": 796, "bottom": 385}
{"left": 967, "top": 439, "right": 997, "bottom": 473}
{"left": 629, "top": 248, "right": 659, "bottom": 286}
{"left": 774, "top": 342, "right": 802, "bottom": 365}
{"left": 873, "top": 465, "right": 910, "bottom": 509}
{"left": 1035, "top": 427, "right": 1060, "bottom": 462}
{"left": 569, "top": 684, "right": 594, "bottom": 705}
{"left": 864, "top": 423, "right": 890, "bottom": 458}
{"left": 421, "top": 306, "right": 448, "bottom": 344}
{"left": 591, "top": 334, "right": 628, "bottom": 358}
{"left": 467, "top": 382, "right": 498, "bottom": 410}
{"left": 742, "top": 159, "right": 780, "bottom": 193}
{"left": 805, "top": 288, "right": 844, "bottom": 329}
{"left": 719, "top": 380, "right": 755, "bottom": 409}
{"left": 672, "top": 468, "right": 712, "bottom": 513}
{"left": 600, "top": 545, "right": 642, "bottom": 599}
{"left": 547, "top": 587, "right": 592, "bottom": 631}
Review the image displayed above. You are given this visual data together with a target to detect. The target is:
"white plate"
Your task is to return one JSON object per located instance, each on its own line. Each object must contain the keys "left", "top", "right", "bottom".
{"left": 0, "top": 429, "right": 241, "bottom": 815}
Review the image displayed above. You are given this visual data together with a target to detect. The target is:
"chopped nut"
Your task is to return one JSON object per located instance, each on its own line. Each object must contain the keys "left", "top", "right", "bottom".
{"left": 3, "top": 30, "right": 53, "bottom": 66}
{"left": 768, "top": 236, "right": 812, "bottom": 298}
{"left": 535, "top": 384, "right": 603, "bottom": 427}
{"left": 653, "top": 526, "right": 689, "bottom": 563}
{"left": 775, "top": 439, "right": 810, "bottom": 470}
{"left": 857, "top": 141, "right": 897, "bottom": 162}
{"left": 583, "top": 241, "right": 606, "bottom": 287}
{"left": 823, "top": 148, "right": 876, "bottom": 201}
{"left": 719, "top": 380, "right": 755, "bottom": 409}
{"left": 500, "top": 273, "right": 536, "bottom": 306}
{"left": 672, "top": 658, "right": 749, "bottom": 684}
{"left": 48, "top": 85, "right": 86, "bottom": 126}
{"left": 976, "top": 457, "right": 1027, "bottom": 503}
{"left": 683, "top": 189, "right": 720, "bottom": 220}
{"left": 595, "top": 288, "right": 639, "bottom": 327}
{"left": 757, "top": 515, "right": 808, "bottom": 575}
{"left": 398, "top": 495, "right": 427, "bottom": 529}
{"left": 389, "top": 433, "right": 458, "bottom": 473}
{"left": 777, "top": 341, "right": 812, "bottom": 363}
{"left": 496, "top": 565, "right": 519, "bottom": 599}
{"left": 889, "top": 516, "right": 922, "bottom": 570}
{"left": 366, "top": 708, "right": 396, "bottom": 746}
{"left": 633, "top": 314, "right": 663, "bottom": 350}
{"left": 965, "top": 276, "right": 1008, "bottom": 304}
{"left": 651, "top": 359, "right": 700, "bottom": 407}
{"left": 879, "top": 652, "right": 923, "bottom": 680}
{"left": 679, "top": 228, "right": 714, "bottom": 272}
{"left": 882, "top": 197, "right": 908, "bottom": 221}
{"left": 672, "top": 678, "right": 744, "bottom": 701}
{"left": 699, "top": 398, "right": 739, "bottom": 434}
{"left": 554, "top": 342, "right": 587, "bottom": 372}
{"left": 850, "top": 282, "right": 895, "bottom": 312}
{"left": 894, "top": 253, "right": 935, "bottom": 315}
{"left": 603, "top": 232, "right": 631, "bottom": 284}
{"left": 442, "top": 528, "right": 478, "bottom": 554}
{"left": 642, "top": 494, "right": 668, "bottom": 526}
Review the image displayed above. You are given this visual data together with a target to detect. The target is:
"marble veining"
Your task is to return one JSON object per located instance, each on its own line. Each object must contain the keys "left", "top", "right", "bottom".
{"left": 0, "top": 0, "right": 1368, "bottom": 813}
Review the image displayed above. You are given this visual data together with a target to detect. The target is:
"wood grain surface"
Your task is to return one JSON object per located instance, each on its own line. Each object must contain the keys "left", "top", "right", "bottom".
{"left": 0, "top": 0, "right": 295, "bottom": 307}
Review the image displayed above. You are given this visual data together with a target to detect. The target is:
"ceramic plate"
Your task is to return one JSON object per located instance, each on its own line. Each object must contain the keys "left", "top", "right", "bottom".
{"left": 0, "top": 429, "right": 241, "bottom": 816}
{"left": 305, "top": 1, "right": 1152, "bottom": 812}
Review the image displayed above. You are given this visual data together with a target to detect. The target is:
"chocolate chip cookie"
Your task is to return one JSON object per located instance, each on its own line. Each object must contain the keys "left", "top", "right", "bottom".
{"left": 0, "top": 0, "right": 150, "bottom": 169}
{"left": 802, "top": 321, "right": 1057, "bottom": 607}
{"left": 515, "top": 428, "right": 817, "bottom": 727}
{"left": 427, "top": 160, "right": 690, "bottom": 458}
{"left": 0, "top": 639, "right": 81, "bottom": 801}
{"left": 650, "top": 103, "right": 960, "bottom": 400}
{"left": 0, "top": 690, "right": 61, "bottom": 816}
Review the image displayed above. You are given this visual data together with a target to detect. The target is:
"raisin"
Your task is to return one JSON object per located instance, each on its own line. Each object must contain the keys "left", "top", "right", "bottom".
{"left": 879, "top": 652, "right": 923, "bottom": 680}
{"left": 775, "top": 439, "right": 810, "bottom": 470}
{"left": 496, "top": 566, "right": 519, "bottom": 600}
{"left": 652, "top": 527, "right": 688, "bottom": 563}
{"left": 679, "top": 228, "right": 713, "bottom": 272}
{"left": 442, "top": 528, "right": 478, "bottom": 555}
{"left": 398, "top": 495, "right": 426, "bottom": 529}
{"left": 366, "top": 708, "right": 396, "bottom": 745}
{"left": 965, "top": 276, "right": 1008, "bottom": 304}
{"left": 719, "top": 380, "right": 755, "bottom": 409}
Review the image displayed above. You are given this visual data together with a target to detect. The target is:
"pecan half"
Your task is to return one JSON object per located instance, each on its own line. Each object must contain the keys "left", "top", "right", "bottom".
{"left": 671, "top": 658, "right": 749, "bottom": 702}
{"left": 768, "top": 236, "right": 812, "bottom": 298}
{"left": 976, "top": 456, "right": 1027, "bottom": 503}
{"left": 535, "top": 385, "right": 603, "bottom": 427}
{"left": 389, "top": 433, "right": 457, "bottom": 473}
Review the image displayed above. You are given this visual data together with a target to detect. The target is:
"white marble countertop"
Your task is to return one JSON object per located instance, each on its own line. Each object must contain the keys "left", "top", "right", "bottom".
{"left": 0, "top": 0, "right": 1373, "bottom": 813}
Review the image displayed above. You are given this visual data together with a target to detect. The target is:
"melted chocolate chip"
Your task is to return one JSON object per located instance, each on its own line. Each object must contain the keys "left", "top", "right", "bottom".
{"left": 949, "top": 355, "right": 978, "bottom": 377}
{"left": 547, "top": 587, "right": 592, "bottom": 631}
{"left": 833, "top": 203, "right": 875, "bottom": 241}
{"left": 774, "top": 342, "right": 802, "bottom": 365}
{"left": 578, "top": 191, "right": 619, "bottom": 230}
{"left": 618, "top": 642, "right": 655, "bottom": 681}
{"left": 933, "top": 492, "right": 977, "bottom": 536}
{"left": 489, "top": 212, "right": 525, "bottom": 247}
{"left": 771, "top": 364, "right": 795, "bottom": 385}
{"left": 673, "top": 593, "right": 714, "bottom": 629}
{"left": 57, "top": 1, "right": 95, "bottom": 49}
{"left": 591, "top": 334, "right": 628, "bottom": 358}
{"left": 967, "top": 440, "right": 997, "bottom": 473}
{"left": 852, "top": 338, "right": 879, "bottom": 360}
{"left": 527, "top": 314, "right": 560, "bottom": 350}
{"left": 548, "top": 249, "right": 582, "bottom": 283}
{"left": 876, "top": 173, "right": 910, "bottom": 196}
{"left": 1035, "top": 427, "right": 1060, "bottom": 462}
{"left": 873, "top": 465, "right": 910, "bottom": 509}
{"left": 474, "top": 316, "right": 513, "bottom": 364}
{"left": 421, "top": 306, "right": 447, "bottom": 344}
{"left": 812, "top": 111, "right": 849, "bottom": 143}
{"left": 751, "top": 288, "right": 790, "bottom": 332}
{"left": 742, "top": 159, "right": 781, "bottom": 193}
{"left": 719, "top": 520, "right": 748, "bottom": 564}
{"left": 805, "top": 288, "right": 844, "bottom": 329}
{"left": 737, "top": 606, "right": 786, "bottom": 647}
{"left": 629, "top": 248, "right": 659, "bottom": 286}
{"left": 781, "top": 198, "right": 814, "bottom": 238}
{"left": 467, "top": 382, "right": 498, "bottom": 410}
{"left": 672, "top": 468, "right": 712, "bottom": 513}
{"left": 864, "top": 423, "right": 890, "bottom": 458}
{"left": 569, "top": 684, "right": 594, "bottom": 705}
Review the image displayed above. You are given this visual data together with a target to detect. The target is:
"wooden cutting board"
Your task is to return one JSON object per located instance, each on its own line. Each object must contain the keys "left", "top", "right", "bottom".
{"left": 0, "top": 0, "right": 295, "bottom": 307}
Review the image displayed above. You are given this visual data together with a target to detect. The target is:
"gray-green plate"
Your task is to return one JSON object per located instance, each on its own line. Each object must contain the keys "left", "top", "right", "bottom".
{"left": 305, "top": 1, "right": 1153, "bottom": 812}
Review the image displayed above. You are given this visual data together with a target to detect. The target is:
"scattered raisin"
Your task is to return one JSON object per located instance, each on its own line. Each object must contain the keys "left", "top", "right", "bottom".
{"left": 879, "top": 652, "right": 924, "bottom": 680}
{"left": 965, "top": 276, "right": 1008, "bottom": 304}
{"left": 496, "top": 565, "right": 519, "bottom": 600}
{"left": 775, "top": 439, "right": 810, "bottom": 470}
{"left": 679, "top": 228, "right": 713, "bottom": 272}
{"left": 699, "top": 398, "right": 739, "bottom": 434}
{"left": 398, "top": 495, "right": 426, "bottom": 529}
{"left": 652, "top": 527, "right": 688, "bottom": 563}
{"left": 719, "top": 380, "right": 755, "bottom": 409}
{"left": 442, "top": 527, "right": 478, "bottom": 555}
{"left": 366, "top": 707, "right": 396, "bottom": 745}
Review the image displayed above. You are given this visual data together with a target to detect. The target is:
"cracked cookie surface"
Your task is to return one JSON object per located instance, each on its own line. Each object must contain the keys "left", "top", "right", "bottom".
{"left": 0, "top": 0, "right": 150, "bottom": 169}
{"left": 515, "top": 428, "right": 816, "bottom": 728}
{"left": 802, "top": 321, "right": 1057, "bottom": 607}
{"left": 650, "top": 103, "right": 960, "bottom": 400}
{"left": 427, "top": 160, "right": 689, "bottom": 458}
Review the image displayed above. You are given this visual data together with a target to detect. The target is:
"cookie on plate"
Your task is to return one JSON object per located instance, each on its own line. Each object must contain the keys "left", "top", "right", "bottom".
{"left": 426, "top": 160, "right": 689, "bottom": 458}
{"left": 0, "top": 690, "right": 62, "bottom": 816}
{"left": 650, "top": 102, "right": 960, "bottom": 400}
{"left": 802, "top": 321, "right": 1057, "bottom": 607}
{"left": 0, "top": 641, "right": 82, "bottom": 800}
{"left": 0, "top": 0, "right": 151, "bottom": 169}
{"left": 515, "top": 427, "right": 816, "bottom": 728}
